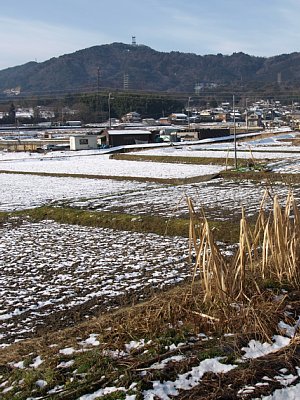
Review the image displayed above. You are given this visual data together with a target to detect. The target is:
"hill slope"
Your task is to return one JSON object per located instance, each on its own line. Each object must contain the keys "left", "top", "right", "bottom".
{"left": 1, "top": 43, "right": 300, "bottom": 94}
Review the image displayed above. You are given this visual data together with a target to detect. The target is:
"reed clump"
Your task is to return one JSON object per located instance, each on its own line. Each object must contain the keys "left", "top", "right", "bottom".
{"left": 188, "top": 190, "right": 300, "bottom": 305}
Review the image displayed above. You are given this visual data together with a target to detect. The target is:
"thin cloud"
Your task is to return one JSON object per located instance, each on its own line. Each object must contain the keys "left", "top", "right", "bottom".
{"left": 0, "top": 17, "right": 111, "bottom": 69}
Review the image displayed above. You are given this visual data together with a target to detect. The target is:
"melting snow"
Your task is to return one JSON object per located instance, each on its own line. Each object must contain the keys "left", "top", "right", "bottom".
{"left": 59, "top": 347, "right": 76, "bottom": 356}
{"left": 29, "top": 356, "right": 44, "bottom": 368}
{"left": 143, "top": 358, "right": 236, "bottom": 399}
{"left": 241, "top": 335, "right": 291, "bottom": 359}
{"left": 0, "top": 220, "right": 191, "bottom": 345}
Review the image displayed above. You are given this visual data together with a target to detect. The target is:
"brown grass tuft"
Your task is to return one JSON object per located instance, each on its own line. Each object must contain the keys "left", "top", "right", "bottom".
{"left": 188, "top": 190, "right": 300, "bottom": 305}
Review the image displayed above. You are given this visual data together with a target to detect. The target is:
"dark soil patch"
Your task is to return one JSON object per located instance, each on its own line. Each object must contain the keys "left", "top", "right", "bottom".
{"left": 176, "top": 339, "right": 300, "bottom": 399}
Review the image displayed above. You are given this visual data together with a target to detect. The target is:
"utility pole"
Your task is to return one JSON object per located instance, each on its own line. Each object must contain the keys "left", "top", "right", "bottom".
{"left": 97, "top": 67, "right": 101, "bottom": 122}
{"left": 233, "top": 94, "right": 237, "bottom": 169}
{"left": 97, "top": 67, "right": 100, "bottom": 95}
{"left": 245, "top": 98, "right": 248, "bottom": 133}
{"left": 108, "top": 92, "right": 114, "bottom": 129}
{"left": 16, "top": 118, "right": 20, "bottom": 140}
{"left": 187, "top": 96, "right": 192, "bottom": 129}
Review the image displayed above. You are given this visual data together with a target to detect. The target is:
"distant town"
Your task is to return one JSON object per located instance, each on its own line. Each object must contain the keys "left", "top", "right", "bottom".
{"left": 0, "top": 97, "right": 300, "bottom": 152}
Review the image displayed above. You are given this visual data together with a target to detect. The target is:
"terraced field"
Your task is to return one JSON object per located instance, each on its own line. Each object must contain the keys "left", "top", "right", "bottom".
{"left": 1, "top": 136, "right": 300, "bottom": 400}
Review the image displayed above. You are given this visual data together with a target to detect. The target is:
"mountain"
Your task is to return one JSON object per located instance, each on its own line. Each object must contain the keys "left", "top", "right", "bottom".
{"left": 1, "top": 43, "right": 300, "bottom": 95}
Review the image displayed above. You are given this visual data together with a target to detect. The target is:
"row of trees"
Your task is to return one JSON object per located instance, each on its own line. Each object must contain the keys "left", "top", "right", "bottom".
{"left": 78, "top": 92, "right": 185, "bottom": 122}
{"left": 0, "top": 103, "right": 16, "bottom": 124}
{"left": 0, "top": 92, "right": 186, "bottom": 124}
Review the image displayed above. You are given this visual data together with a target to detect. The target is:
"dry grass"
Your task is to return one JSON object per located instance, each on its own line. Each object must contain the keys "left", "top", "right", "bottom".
{"left": 0, "top": 267, "right": 297, "bottom": 399}
{"left": 1, "top": 194, "right": 298, "bottom": 356}
{"left": 0, "top": 281, "right": 291, "bottom": 367}
{"left": 1, "top": 182, "right": 300, "bottom": 398}
{"left": 220, "top": 169, "right": 300, "bottom": 184}
{"left": 188, "top": 190, "right": 300, "bottom": 306}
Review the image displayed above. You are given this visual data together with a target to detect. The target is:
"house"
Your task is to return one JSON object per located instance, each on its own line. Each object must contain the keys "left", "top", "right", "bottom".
{"left": 197, "top": 127, "right": 230, "bottom": 139}
{"left": 247, "top": 113, "right": 259, "bottom": 127}
{"left": 66, "top": 120, "right": 82, "bottom": 127}
{"left": 121, "top": 111, "right": 141, "bottom": 123}
{"left": 157, "top": 117, "right": 171, "bottom": 125}
{"left": 176, "top": 130, "right": 198, "bottom": 141}
{"left": 105, "top": 129, "right": 155, "bottom": 147}
{"left": 70, "top": 135, "right": 98, "bottom": 150}
{"left": 158, "top": 126, "right": 182, "bottom": 142}
{"left": 199, "top": 110, "right": 213, "bottom": 122}
{"left": 168, "top": 113, "right": 188, "bottom": 125}
{"left": 16, "top": 108, "right": 34, "bottom": 120}
{"left": 229, "top": 111, "right": 242, "bottom": 122}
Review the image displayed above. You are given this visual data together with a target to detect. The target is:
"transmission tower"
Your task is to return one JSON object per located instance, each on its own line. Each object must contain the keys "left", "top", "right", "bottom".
{"left": 123, "top": 73, "right": 129, "bottom": 90}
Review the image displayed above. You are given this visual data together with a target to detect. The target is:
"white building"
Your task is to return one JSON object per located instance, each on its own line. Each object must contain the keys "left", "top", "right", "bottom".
{"left": 16, "top": 108, "right": 34, "bottom": 119}
{"left": 169, "top": 113, "right": 188, "bottom": 124}
{"left": 70, "top": 135, "right": 98, "bottom": 151}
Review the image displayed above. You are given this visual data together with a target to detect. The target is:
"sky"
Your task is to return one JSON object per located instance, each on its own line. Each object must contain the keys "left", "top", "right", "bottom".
{"left": 0, "top": 0, "right": 300, "bottom": 70}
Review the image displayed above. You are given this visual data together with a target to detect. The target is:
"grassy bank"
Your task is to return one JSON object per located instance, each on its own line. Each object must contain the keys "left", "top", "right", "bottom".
{"left": 220, "top": 169, "right": 300, "bottom": 184}
{"left": 0, "top": 281, "right": 298, "bottom": 400}
{"left": 13, "top": 206, "right": 241, "bottom": 244}
{"left": 111, "top": 152, "right": 253, "bottom": 167}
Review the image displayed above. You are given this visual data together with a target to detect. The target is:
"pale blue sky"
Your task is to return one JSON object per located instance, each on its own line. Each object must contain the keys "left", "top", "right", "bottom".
{"left": 1, "top": 0, "right": 300, "bottom": 70}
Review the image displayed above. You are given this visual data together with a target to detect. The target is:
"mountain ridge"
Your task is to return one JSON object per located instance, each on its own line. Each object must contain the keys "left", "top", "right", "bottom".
{"left": 1, "top": 42, "right": 300, "bottom": 95}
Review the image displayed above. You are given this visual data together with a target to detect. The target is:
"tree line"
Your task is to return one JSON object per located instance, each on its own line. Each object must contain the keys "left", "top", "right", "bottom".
{"left": 0, "top": 92, "right": 186, "bottom": 124}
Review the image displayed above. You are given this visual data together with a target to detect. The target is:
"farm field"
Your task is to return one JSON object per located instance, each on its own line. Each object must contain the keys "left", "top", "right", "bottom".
{"left": 0, "top": 153, "right": 224, "bottom": 179}
{"left": 0, "top": 173, "right": 158, "bottom": 212}
{"left": 0, "top": 131, "right": 300, "bottom": 399}
{"left": 1, "top": 172, "right": 299, "bottom": 221}
{"left": 0, "top": 220, "right": 191, "bottom": 346}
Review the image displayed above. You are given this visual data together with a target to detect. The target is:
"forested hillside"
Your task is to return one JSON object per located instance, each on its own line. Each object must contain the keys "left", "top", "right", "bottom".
{"left": 1, "top": 43, "right": 300, "bottom": 95}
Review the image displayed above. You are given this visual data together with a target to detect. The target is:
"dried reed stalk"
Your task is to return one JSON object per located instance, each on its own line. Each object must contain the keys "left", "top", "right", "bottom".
{"left": 259, "top": 192, "right": 300, "bottom": 286}
{"left": 248, "top": 146, "right": 256, "bottom": 167}
{"left": 187, "top": 190, "right": 300, "bottom": 306}
{"left": 188, "top": 196, "right": 228, "bottom": 302}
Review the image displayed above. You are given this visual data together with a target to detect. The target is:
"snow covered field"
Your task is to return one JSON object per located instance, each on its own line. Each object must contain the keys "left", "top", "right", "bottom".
{"left": 136, "top": 145, "right": 300, "bottom": 160}
{"left": 1, "top": 131, "right": 300, "bottom": 217}
{"left": 53, "top": 178, "right": 300, "bottom": 220}
{"left": 0, "top": 154, "right": 224, "bottom": 178}
{"left": 267, "top": 159, "right": 300, "bottom": 174}
{"left": 0, "top": 140, "right": 299, "bottom": 349}
{"left": 1, "top": 173, "right": 298, "bottom": 219}
{"left": 0, "top": 148, "right": 108, "bottom": 162}
{"left": 0, "top": 220, "right": 191, "bottom": 346}
{"left": 0, "top": 173, "right": 158, "bottom": 212}
{"left": 135, "top": 133, "right": 300, "bottom": 161}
